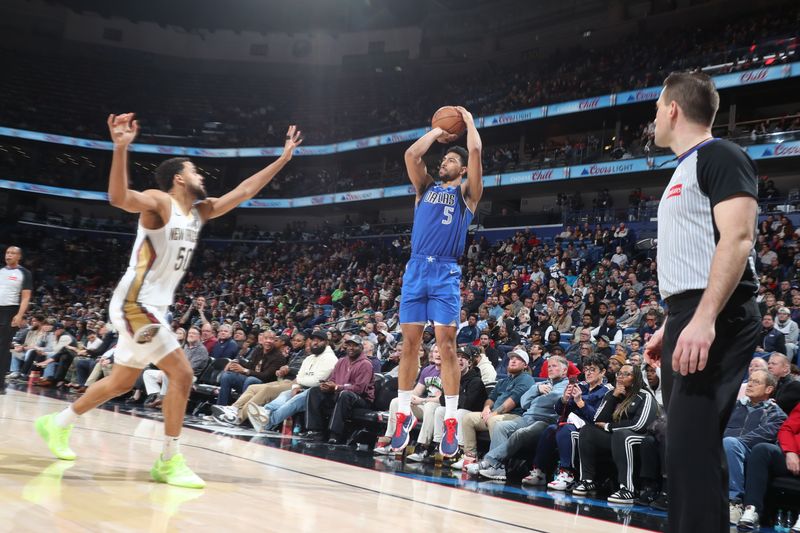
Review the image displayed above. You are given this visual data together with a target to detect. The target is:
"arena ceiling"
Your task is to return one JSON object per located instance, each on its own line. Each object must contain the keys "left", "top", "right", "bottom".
{"left": 47, "top": 0, "right": 609, "bottom": 34}
{"left": 49, "top": 0, "right": 432, "bottom": 33}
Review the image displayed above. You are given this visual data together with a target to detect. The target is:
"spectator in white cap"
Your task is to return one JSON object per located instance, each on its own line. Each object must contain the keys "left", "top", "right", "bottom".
{"left": 451, "top": 345, "right": 536, "bottom": 470}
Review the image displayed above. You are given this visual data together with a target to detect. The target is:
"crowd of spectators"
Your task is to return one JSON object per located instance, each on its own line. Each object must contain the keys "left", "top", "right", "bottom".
{"left": 3, "top": 200, "right": 800, "bottom": 513}
{"left": 0, "top": 4, "right": 797, "bottom": 147}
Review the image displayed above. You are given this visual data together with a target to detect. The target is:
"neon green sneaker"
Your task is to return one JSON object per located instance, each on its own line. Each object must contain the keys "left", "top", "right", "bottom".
{"left": 151, "top": 454, "right": 206, "bottom": 489}
{"left": 35, "top": 413, "right": 77, "bottom": 461}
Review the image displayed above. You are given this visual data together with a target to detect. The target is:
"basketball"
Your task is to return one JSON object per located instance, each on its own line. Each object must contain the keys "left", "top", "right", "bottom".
{"left": 431, "top": 106, "right": 466, "bottom": 135}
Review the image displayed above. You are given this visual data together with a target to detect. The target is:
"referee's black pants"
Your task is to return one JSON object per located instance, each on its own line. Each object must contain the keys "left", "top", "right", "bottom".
{"left": 0, "top": 306, "right": 19, "bottom": 391}
{"left": 661, "top": 289, "right": 760, "bottom": 533}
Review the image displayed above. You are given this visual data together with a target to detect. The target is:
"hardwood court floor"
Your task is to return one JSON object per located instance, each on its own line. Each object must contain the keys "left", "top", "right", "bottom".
{"left": 0, "top": 388, "right": 661, "bottom": 533}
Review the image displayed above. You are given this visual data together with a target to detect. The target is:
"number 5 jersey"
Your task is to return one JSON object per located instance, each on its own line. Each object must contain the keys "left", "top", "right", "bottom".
{"left": 410, "top": 183, "right": 473, "bottom": 259}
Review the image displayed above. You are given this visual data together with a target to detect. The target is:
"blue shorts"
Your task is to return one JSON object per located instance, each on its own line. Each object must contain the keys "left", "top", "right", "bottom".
{"left": 399, "top": 254, "right": 461, "bottom": 326}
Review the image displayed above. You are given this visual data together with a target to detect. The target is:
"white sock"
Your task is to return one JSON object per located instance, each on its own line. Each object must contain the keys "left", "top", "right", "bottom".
{"left": 162, "top": 436, "right": 181, "bottom": 461}
{"left": 397, "top": 390, "right": 412, "bottom": 415}
{"left": 444, "top": 395, "right": 459, "bottom": 420}
{"left": 54, "top": 407, "right": 78, "bottom": 428}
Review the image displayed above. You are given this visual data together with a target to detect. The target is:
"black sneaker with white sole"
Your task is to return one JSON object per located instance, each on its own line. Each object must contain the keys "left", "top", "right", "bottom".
{"left": 210, "top": 405, "right": 239, "bottom": 425}
{"left": 607, "top": 486, "right": 636, "bottom": 504}
{"left": 570, "top": 480, "right": 597, "bottom": 496}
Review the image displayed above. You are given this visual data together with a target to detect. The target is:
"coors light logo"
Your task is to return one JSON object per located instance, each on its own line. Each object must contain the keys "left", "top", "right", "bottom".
{"left": 340, "top": 191, "right": 378, "bottom": 202}
{"left": 627, "top": 89, "right": 661, "bottom": 102}
{"left": 580, "top": 162, "right": 636, "bottom": 176}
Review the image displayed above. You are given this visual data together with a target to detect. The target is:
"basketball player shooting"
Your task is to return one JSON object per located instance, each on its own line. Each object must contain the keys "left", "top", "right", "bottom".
{"left": 391, "top": 106, "right": 482, "bottom": 457}
{"left": 34, "top": 113, "right": 303, "bottom": 488}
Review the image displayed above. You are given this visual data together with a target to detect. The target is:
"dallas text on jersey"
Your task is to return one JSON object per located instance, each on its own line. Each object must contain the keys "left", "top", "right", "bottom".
{"left": 423, "top": 189, "right": 456, "bottom": 206}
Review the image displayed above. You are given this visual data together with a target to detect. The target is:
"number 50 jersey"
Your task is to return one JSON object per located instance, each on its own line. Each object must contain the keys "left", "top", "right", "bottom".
{"left": 112, "top": 199, "right": 202, "bottom": 308}
{"left": 410, "top": 183, "right": 474, "bottom": 259}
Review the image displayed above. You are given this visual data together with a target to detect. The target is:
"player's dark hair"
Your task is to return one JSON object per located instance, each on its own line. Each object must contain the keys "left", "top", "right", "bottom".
{"left": 662, "top": 71, "right": 719, "bottom": 127}
{"left": 154, "top": 157, "right": 190, "bottom": 192}
{"left": 446, "top": 146, "right": 469, "bottom": 167}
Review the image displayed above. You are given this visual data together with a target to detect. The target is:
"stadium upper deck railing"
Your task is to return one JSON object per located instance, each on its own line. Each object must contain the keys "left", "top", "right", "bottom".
{"left": 2, "top": 137, "right": 799, "bottom": 208}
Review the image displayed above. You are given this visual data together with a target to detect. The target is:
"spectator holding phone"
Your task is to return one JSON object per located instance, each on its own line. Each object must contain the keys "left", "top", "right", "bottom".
{"left": 522, "top": 356, "right": 612, "bottom": 490}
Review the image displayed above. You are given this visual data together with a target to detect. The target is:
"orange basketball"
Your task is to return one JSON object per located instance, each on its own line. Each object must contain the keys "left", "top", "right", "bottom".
{"left": 431, "top": 106, "right": 466, "bottom": 135}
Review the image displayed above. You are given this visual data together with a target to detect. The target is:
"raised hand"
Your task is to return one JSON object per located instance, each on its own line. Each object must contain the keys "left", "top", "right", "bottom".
{"left": 107, "top": 113, "right": 139, "bottom": 147}
{"left": 436, "top": 128, "right": 459, "bottom": 144}
{"left": 281, "top": 125, "right": 304, "bottom": 160}
{"left": 454, "top": 106, "right": 475, "bottom": 125}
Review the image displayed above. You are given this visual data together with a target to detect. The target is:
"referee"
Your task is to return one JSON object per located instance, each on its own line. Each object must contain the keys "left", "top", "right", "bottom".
{"left": 645, "top": 72, "right": 761, "bottom": 533}
{"left": 0, "top": 246, "right": 33, "bottom": 394}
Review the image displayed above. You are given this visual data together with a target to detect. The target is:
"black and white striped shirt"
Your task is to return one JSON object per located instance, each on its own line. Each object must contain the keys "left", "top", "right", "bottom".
{"left": 0, "top": 265, "right": 32, "bottom": 307}
{"left": 656, "top": 138, "right": 758, "bottom": 300}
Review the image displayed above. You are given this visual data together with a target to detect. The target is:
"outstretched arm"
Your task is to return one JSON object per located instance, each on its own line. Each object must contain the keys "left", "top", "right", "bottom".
{"left": 197, "top": 126, "right": 303, "bottom": 221}
{"left": 107, "top": 114, "right": 164, "bottom": 214}
{"left": 404, "top": 127, "right": 457, "bottom": 200}
{"left": 456, "top": 106, "right": 483, "bottom": 212}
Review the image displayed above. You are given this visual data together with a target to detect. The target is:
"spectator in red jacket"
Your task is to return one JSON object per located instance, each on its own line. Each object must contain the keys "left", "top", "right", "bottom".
{"left": 737, "top": 403, "right": 800, "bottom": 530}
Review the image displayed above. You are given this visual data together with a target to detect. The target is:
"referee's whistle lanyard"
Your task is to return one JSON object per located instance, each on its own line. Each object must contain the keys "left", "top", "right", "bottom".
{"left": 645, "top": 136, "right": 716, "bottom": 168}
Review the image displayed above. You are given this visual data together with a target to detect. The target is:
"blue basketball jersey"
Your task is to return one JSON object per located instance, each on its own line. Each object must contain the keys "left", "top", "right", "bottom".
{"left": 410, "top": 183, "right": 474, "bottom": 258}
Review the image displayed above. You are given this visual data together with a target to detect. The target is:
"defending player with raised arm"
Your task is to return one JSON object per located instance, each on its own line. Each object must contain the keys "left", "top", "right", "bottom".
{"left": 391, "top": 107, "right": 483, "bottom": 458}
{"left": 34, "top": 113, "right": 302, "bottom": 489}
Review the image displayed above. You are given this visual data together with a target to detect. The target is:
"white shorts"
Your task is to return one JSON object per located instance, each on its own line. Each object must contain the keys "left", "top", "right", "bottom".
{"left": 108, "top": 300, "right": 180, "bottom": 369}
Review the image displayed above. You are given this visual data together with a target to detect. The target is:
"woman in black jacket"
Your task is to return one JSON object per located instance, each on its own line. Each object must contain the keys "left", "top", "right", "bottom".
{"left": 571, "top": 364, "right": 657, "bottom": 504}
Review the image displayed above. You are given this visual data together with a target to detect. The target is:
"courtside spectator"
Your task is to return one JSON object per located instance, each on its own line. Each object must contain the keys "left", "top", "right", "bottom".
{"left": 768, "top": 353, "right": 800, "bottom": 414}
{"left": 725, "top": 369, "right": 785, "bottom": 524}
